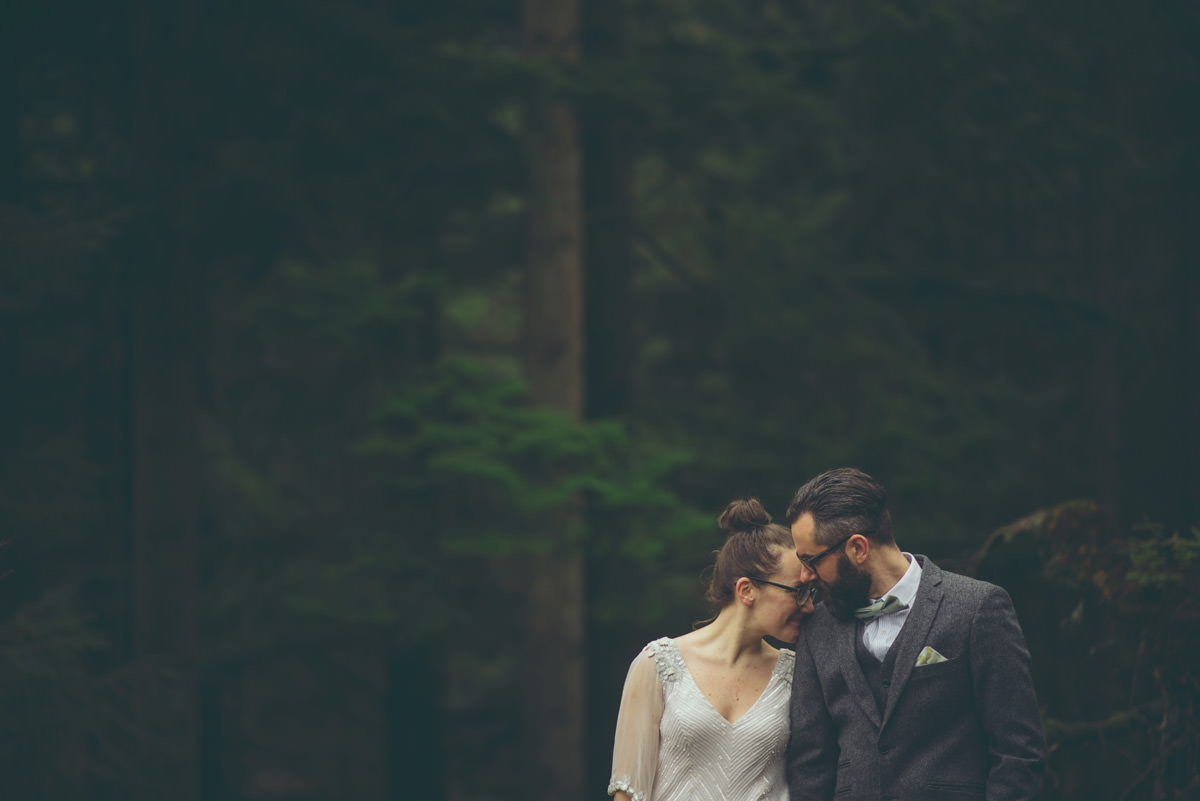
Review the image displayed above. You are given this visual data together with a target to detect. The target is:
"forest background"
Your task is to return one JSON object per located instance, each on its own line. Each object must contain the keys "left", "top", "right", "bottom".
{"left": 2, "top": 1, "right": 1198, "bottom": 799}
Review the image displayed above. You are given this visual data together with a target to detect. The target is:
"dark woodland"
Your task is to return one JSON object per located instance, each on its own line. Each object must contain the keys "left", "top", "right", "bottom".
{"left": 1, "top": 1, "right": 1198, "bottom": 799}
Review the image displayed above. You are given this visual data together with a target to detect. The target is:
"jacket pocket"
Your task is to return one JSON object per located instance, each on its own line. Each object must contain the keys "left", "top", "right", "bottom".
{"left": 834, "top": 758, "right": 852, "bottom": 794}
{"left": 910, "top": 656, "right": 964, "bottom": 679}
{"left": 926, "top": 779, "right": 984, "bottom": 796}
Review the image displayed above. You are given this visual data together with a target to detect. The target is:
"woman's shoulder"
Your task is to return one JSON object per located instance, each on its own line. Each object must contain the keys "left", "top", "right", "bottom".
{"left": 635, "top": 636, "right": 685, "bottom": 683}
{"left": 771, "top": 643, "right": 795, "bottom": 683}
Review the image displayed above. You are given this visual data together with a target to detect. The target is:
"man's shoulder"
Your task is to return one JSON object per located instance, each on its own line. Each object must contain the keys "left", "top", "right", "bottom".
{"left": 796, "top": 605, "right": 852, "bottom": 656}
{"left": 918, "top": 555, "right": 1005, "bottom": 595}
{"left": 806, "top": 605, "right": 844, "bottom": 630}
{"left": 939, "top": 568, "right": 998, "bottom": 594}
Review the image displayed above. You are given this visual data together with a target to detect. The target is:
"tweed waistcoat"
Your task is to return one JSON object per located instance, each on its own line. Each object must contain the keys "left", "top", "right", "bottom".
{"left": 855, "top": 621, "right": 902, "bottom": 716}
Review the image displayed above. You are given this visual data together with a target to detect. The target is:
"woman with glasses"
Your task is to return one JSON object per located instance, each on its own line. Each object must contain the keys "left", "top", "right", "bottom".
{"left": 608, "top": 498, "right": 817, "bottom": 801}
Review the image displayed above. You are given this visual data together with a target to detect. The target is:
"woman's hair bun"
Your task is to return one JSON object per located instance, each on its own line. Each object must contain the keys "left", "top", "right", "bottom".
{"left": 717, "top": 498, "right": 772, "bottom": 532}
{"left": 701, "top": 497, "right": 793, "bottom": 619}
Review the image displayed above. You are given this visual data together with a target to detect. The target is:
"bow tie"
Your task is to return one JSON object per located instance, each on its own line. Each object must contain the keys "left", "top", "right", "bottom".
{"left": 855, "top": 595, "right": 908, "bottom": 620}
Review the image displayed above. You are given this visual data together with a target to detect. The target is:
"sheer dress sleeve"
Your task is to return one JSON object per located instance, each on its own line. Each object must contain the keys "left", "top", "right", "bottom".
{"left": 608, "top": 646, "right": 664, "bottom": 801}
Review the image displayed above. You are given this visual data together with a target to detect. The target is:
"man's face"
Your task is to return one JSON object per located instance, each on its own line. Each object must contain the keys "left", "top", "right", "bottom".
{"left": 791, "top": 512, "right": 872, "bottom": 622}
{"left": 823, "top": 550, "right": 873, "bottom": 622}
{"left": 791, "top": 512, "right": 843, "bottom": 584}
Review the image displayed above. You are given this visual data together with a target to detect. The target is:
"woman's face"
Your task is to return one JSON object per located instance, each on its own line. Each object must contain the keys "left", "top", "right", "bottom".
{"left": 754, "top": 549, "right": 815, "bottom": 643}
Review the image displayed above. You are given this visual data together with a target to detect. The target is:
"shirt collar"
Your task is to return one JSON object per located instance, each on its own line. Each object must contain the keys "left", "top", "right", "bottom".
{"left": 872, "top": 552, "right": 922, "bottom": 606}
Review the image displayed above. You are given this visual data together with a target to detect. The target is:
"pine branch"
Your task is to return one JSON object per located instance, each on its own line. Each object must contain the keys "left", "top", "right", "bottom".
{"left": 1043, "top": 701, "right": 1162, "bottom": 743}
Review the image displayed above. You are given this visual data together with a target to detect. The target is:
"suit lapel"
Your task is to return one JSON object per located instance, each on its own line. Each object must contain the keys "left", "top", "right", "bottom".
{"left": 835, "top": 618, "right": 882, "bottom": 729}
{"left": 881, "top": 556, "right": 944, "bottom": 727}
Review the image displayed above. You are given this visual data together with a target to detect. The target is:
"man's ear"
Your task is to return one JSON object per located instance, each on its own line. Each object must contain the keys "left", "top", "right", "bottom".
{"left": 846, "top": 534, "right": 871, "bottom": 565}
{"left": 734, "top": 576, "right": 756, "bottom": 606}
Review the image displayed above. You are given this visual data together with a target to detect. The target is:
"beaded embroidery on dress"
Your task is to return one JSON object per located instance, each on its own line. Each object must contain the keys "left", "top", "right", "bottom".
{"left": 608, "top": 637, "right": 794, "bottom": 801}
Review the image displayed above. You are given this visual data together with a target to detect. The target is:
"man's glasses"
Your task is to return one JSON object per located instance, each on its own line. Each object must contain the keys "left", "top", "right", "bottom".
{"left": 797, "top": 529, "right": 874, "bottom": 570}
{"left": 747, "top": 577, "right": 819, "bottom": 606}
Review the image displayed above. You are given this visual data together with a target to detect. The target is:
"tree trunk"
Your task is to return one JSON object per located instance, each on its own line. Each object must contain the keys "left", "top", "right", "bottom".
{"left": 129, "top": 0, "right": 201, "bottom": 797}
{"left": 1080, "top": 179, "right": 1122, "bottom": 532}
{"left": 580, "top": 2, "right": 632, "bottom": 794}
{"left": 0, "top": 18, "right": 20, "bottom": 206}
{"left": 1173, "top": 151, "right": 1199, "bottom": 529}
{"left": 583, "top": 0, "right": 633, "bottom": 421}
{"left": 387, "top": 648, "right": 446, "bottom": 801}
{"left": 521, "top": 1, "right": 586, "bottom": 799}
{"left": 129, "top": 234, "right": 202, "bottom": 797}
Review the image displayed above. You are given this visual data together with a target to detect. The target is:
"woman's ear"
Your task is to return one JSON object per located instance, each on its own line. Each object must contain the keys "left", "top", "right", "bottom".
{"left": 734, "top": 576, "right": 756, "bottom": 606}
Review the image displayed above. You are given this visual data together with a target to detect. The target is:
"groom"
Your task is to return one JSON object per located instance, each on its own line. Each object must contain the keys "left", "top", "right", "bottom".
{"left": 784, "top": 468, "right": 1045, "bottom": 801}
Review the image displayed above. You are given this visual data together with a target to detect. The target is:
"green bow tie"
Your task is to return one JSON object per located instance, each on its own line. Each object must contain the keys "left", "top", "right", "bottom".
{"left": 855, "top": 595, "right": 909, "bottom": 620}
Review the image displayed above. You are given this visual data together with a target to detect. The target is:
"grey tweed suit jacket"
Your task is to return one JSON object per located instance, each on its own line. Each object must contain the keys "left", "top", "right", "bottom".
{"left": 786, "top": 556, "right": 1045, "bottom": 801}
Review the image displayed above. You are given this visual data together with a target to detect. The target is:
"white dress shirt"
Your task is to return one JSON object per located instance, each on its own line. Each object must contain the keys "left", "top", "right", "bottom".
{"left": 861, "top": 552, "right": 922, "bottom": 661}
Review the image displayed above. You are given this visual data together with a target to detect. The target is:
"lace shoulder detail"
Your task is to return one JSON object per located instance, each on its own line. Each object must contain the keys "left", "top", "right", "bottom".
{"left": 608, "top": 774, "right": 647, "bottom": 801}
{"left": 644, "top": 636, "right": 685, "bottom": 683}
{"left": 774, "top": 647, "right": 795, "bottom": 684}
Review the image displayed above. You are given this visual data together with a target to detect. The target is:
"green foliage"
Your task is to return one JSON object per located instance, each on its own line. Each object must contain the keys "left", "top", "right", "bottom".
{"left": 1126, "top": 523, "right": 1200, "bottom": 590}
{"left": 203, "top": 238, "right": 705, "bottom": 657}
{"left": 361, "top": 357, "right": 704, "bottom": 557}
{"left": 0, "top": 584, "right": 115, "bottom": 793}
{"left": 978, "top": 501, "right": 1200, "bottom": 799}
{"left": 0, "top": 585, "right": 104, "bottom": 683}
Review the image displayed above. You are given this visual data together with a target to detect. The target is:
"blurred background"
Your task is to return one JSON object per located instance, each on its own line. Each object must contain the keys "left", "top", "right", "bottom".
{"left": 1, "top": 1, "right": 1197, "bottom": 799}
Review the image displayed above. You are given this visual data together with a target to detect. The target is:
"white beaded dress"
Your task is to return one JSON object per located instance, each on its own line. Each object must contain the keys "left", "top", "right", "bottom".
{"left": 608, "top": 637, "right": 795, "bottom": 801}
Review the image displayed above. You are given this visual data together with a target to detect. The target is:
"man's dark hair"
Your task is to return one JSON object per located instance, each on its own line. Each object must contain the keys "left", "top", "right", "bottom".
{"left": 785, "top": 467, "right": 894, "bottom": 547}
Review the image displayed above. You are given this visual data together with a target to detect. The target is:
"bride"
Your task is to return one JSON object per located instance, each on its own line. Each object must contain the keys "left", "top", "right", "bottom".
{"left": 608, "top": 498, "right": 815, "bottom": 801}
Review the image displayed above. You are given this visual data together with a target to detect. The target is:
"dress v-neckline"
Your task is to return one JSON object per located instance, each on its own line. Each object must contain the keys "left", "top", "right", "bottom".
{"left": 668, "top": 638, "right": 783, "bottom": 727}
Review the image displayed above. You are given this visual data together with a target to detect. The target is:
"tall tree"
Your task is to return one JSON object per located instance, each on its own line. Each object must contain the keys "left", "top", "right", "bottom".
{"left": 580, "top": 3, "right": 636, "bottom": 790}
{"left": 582, "top": 0, "right": 634, "bottom": 422}
{"left": 521, "top": 0, "right": 586, "bottom": 797}
{"left": 128, "top": 0, "right": 201, "bottom": 796}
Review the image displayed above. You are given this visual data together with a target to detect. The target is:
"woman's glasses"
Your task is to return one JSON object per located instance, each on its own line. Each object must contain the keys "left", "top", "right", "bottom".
{"left": 748, "top": 577, "right": 819, "bottom": 606}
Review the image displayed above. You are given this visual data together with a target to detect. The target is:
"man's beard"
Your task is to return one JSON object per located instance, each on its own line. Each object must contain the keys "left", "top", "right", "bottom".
{"left": 823, "top": 550, "right": 873, "bottom": 622}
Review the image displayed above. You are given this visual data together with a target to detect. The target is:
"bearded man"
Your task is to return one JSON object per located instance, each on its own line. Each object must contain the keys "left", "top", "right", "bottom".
{"left": 784, "top": 468, "right": 1045, "bottom": 801}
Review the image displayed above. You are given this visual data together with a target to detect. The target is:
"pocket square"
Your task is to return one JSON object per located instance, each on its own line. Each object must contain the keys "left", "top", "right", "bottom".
{"left": 915, "top": 646, "right": 948, "bottom": 666}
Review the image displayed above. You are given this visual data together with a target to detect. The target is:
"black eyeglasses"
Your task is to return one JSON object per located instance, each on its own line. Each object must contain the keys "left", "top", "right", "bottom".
{"left": 797, "top": 530, "right": 874, "bottom": 570}
{"left": 747, "top": 577, "right": 819, "bottom": 605}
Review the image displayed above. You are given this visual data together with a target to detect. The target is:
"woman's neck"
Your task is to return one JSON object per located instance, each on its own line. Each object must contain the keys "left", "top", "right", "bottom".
{"left": 688, "top": 606, "right": 767, "bottom": 665}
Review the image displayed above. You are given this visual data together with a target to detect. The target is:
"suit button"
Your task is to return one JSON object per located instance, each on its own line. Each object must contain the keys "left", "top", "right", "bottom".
{"left": 881, "top": 679, "right": 891, "bottom": 688}
{"left": 878, "top": 744, "right": 891, "bottom": 754}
